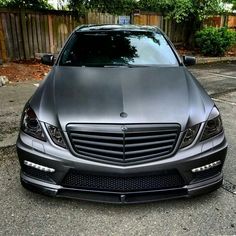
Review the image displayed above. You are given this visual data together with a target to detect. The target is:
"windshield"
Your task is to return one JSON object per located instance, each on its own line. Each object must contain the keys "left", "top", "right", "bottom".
{"left": 59, "top": 31, "right": 179, "bottom": 67}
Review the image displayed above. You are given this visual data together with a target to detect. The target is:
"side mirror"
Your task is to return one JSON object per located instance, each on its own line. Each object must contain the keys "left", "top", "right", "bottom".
{"left": 183, "top": 56, "right": 196, "bottom": 66}
{"left": 41, "top": 54, "right": 54, "bottom": 66}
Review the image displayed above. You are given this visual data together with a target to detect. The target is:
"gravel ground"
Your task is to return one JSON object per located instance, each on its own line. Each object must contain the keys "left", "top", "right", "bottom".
{"left": 0, "top": 62, "right": 235, "bottom": 236}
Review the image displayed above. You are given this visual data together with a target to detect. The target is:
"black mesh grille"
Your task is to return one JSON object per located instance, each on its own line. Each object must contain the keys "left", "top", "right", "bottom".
{"left": 67, "top": 124, "right": 180, "bottom": 164}
{"left": 61, "top": 170, "right": 185, "bottom": 192}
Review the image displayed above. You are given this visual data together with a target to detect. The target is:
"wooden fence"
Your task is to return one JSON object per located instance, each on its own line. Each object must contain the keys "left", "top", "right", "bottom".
{"left": 228, "top": 15, "right": 236, "bottom": 29}
{"left": 0, "top": 8, "right": 122, "bottom": 61}
{"left": 133, "top": 11, "right": 236, "bottom": 45}
{"left": 0, "top": 8, "right": 235, "bottom": 62}
{"left": 133, "top": 12, "right": 188, "bottom": 44}
{"left": 0, "top": 8, "right": 84, "bottom": 61}
{"left": 87, "top": 11, "right": 118, "bottom": 24}
{"left": 133, "top": 12, "right": 162, "bottom": 27}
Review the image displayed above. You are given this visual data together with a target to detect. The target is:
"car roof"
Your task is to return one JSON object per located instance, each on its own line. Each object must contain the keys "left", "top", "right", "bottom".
{"left": 75, "top": 24, "right": 162, "bottom": 33}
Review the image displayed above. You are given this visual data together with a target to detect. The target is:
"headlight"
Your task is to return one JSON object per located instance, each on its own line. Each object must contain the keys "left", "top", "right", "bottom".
{"left": 46, "top": 124, "right": 66, "bottom": 148}
{"left": 21, "top": 106, "right": 46, "bottom": 141}
{"left": 201, "top": 115, "right": 223, "bottom": 141}
{"left": 180, "top": 124, "right": 200, "bottom": 148}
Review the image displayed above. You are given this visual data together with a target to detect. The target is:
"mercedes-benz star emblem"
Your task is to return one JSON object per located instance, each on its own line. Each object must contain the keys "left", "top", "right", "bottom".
{"left": 121, "top": 126, "right": 127, "bottom": 131}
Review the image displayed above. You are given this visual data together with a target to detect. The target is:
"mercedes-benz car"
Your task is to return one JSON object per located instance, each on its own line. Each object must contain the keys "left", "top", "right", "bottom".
{"left": 17, "top": 24, "right": 227, "bottom": 203}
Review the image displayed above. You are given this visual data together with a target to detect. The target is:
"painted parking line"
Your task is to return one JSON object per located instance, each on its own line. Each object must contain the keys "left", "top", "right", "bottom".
{"left": 212, "top": 98, "right": 236, "bottom": 106}
{"left": 209, "top": 73, "right": 236, "bottom": 79}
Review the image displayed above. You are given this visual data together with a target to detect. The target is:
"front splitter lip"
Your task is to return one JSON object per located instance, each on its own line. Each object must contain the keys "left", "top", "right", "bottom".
{"left": 20, "top": 172, "right": 223, "bottom": 204}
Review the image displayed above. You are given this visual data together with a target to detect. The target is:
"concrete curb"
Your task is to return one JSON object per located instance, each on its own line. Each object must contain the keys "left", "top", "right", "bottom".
{"left": 196, "top": 56, "right": 236, "bottom": 64}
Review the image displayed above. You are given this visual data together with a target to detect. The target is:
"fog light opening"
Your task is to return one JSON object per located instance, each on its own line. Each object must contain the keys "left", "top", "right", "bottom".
{"left": 24, "top": 160, "right": 55, "bottom": 173}
{"left": 191, "top": 160, "right": 221, "bottom": 173}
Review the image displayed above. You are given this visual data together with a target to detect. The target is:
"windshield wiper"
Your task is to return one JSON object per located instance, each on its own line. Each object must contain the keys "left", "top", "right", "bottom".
{"left": 62, "top": 63, "right": 150, "bottom": 68}
{"left": 103, "top": 63, "right": 129, "bottom": 68}
{"left": 75, "top": 63, "right": 129, "bottom": 68}
{"left": 103, "top": 63, "right": 149, "bottom": 68}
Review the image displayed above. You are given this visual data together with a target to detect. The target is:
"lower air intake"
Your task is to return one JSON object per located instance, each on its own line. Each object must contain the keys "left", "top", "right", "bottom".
{"left": 61, "top": 170, "right": 185, "bottom": 192}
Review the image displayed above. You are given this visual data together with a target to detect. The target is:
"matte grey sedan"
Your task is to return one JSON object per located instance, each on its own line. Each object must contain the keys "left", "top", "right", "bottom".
{"left": 17, "top": 24, "right": 227, "bottom": 203}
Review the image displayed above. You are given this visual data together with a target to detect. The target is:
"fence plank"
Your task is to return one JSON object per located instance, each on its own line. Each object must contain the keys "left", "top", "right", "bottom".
{"left": 6, "top": 12, "right": 15, "bottom": 59}
{"left": 68, "top": 15, "right": 72, "bottom": 33}
{"left": 20, "top": 10, "right": 30, "bottom": 59}
{"left": 10, "top": 13, "right": 20, "bottom": 60}
{"left": 40, "top": 14, "right": 46, "bottom": 53}
{"left": 15, "top": 14, "right": 24, "bottom": 60}
{"left": 64, "top": 14, "right": 69, "bottom": 39}
{"left": 60, "top": 15, "right": 64, "bottom": 48}
{"left": 27, "top": 14, "right": 34, "bottom": 58}
{"left": 52, "top": 15, "right": 59, "bottom": 53}
{"left": 72, "top": 15, "right": 76, "bottom": 29}
{"left": 1, "top": 13, "right": 12, "bottom": 60}
{"left": 31, "top": 14, "right": 39, "bottom": 56}
{"left": 44, "top": 14, "right": 50, "bottom": 53}
{"left": 36, "top": 14, "right": 42, "bottom": 53}
{"left": 7, "top": 13, "right": 19, "bottom": 60}
{"left": 61, "top": 15, "right": 65, "bottom": 44}
{"left": 56, "top": 15, "right": 62, "bottom": 50}
{"left": 48, "top": 15, "right": 54, "bottom": 53}
{"left": 0, "top": 14, "right": 7, "bottom": 61}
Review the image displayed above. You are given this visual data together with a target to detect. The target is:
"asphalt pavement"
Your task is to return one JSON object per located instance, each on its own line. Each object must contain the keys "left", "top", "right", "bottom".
{"left": 0, "top": 62, "right": 235, "bottom": 236}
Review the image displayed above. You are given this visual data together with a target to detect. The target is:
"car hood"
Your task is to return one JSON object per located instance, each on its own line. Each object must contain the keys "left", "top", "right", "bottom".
{"left": 31, "top": 66, "right": 214, "bottom": 131}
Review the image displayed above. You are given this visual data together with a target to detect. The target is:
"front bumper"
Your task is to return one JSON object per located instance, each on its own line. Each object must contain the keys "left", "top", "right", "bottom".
{"left": 21, "top": 171, "right": 223, "bottom": 204}
{"left": 17, "top": 129, "right": 227, "bottom": 204}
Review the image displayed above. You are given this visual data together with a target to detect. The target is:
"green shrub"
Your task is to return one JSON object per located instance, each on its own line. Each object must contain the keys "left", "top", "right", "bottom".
{"left": 195, "top": 27, "right": 236, "bottom": 56}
